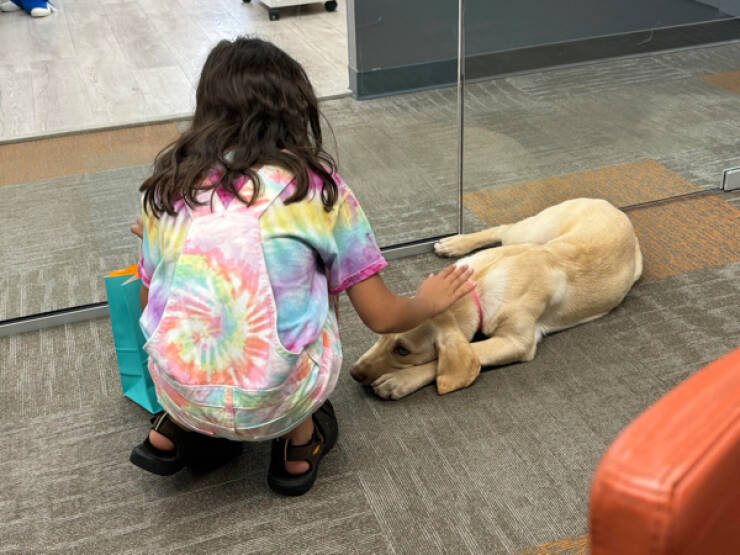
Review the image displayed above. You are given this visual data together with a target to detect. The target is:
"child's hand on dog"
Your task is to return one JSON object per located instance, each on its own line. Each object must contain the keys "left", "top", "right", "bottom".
{"left": 414, "top": 264, "right": 475, "bottom": 317}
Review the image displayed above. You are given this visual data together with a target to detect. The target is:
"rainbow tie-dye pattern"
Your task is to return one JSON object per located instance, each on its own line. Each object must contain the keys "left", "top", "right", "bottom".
{"left": 142, "top": 169, "right": 347, "bottom": 440}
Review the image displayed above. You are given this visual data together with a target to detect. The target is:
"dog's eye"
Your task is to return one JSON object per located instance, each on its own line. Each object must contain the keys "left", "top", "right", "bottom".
{"left": 393, "top": 345, "right": 410, "bottom": 356}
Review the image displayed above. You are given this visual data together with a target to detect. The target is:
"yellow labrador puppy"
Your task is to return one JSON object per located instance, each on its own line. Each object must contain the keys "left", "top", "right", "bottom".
{"left": 350, "top": 198, "right": 642, "bottom": 399}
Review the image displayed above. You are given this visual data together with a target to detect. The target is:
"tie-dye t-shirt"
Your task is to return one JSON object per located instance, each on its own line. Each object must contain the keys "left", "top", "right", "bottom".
{"left": 137, "top": 166, "right": 387, "bottom": 353}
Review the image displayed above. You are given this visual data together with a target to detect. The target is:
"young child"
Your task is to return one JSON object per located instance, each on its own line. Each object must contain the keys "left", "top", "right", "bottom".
{"left": 129, "top": 37, "right": 474, "bottom": 496}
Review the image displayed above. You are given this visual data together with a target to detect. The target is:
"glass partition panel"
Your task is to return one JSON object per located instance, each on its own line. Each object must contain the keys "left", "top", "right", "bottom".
{"left": 320, "top": 89, "right": 460, "bottom": 248}
{"left": 454, "top": 2, "right": 740, "bottom": 545}
{"left": 461, "top": 1, "right": 740, "bottom": 225}
{"left": 0, "top": 0, "right": 462, "bottom": 324}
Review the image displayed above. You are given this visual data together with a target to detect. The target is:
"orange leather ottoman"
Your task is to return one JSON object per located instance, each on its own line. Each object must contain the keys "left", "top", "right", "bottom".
{"left": 589, "top": 347, "right": 740, "bottom": 554}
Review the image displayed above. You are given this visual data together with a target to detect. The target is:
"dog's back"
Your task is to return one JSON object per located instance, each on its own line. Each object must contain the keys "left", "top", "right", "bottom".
{"left": 474, "top": 198, "right": 642, "bottom": 335}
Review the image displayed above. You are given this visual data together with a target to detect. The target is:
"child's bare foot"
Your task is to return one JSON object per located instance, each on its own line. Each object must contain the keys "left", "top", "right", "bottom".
{"left": 281, "top": 417, "right": 314, "bottom": 474}
{"left": 149, "top": 429, "right": 175, "bottom": 451}
{"left": 131, "top": 412, "right": 241, "bottom": 476}
{"left": 267, "top": 401, "right": 338, "bottom": 496}
{"left": 148, "top": 415, "right": 313, "bottom": 473}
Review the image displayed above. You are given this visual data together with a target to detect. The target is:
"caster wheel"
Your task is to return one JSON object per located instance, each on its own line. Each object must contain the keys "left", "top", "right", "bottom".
{"left": 269, "top": 8, "right": 280, "bottom": 20}
{"left": 324, "top": 1, "right": 337, "bottom": 12}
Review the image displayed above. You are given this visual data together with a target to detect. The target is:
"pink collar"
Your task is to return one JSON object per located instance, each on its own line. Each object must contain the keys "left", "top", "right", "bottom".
{"left": 468, "top": 281, "right": 483, "bottom": 332}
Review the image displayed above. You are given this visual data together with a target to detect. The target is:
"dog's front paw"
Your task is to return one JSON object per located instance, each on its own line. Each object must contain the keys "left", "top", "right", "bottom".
{"left": 371, "top": 373, "right": 415, "bottom": 400}
{"left": 434, "top": 236, "right": 471, "bottom": 258}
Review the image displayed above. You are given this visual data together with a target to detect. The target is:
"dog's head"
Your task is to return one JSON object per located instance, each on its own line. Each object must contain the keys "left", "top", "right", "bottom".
{"left": 350, "top": 312, "right": 481, "bottom": 395}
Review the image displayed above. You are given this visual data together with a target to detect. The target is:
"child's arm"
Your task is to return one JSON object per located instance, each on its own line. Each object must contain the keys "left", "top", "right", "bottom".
{"left": 139, "top": 285, "right": 149, "bottom": 311}
{"left": 132, "top": 215, "right": 149, "bottom": 310}
{"left": 346, "top": 264, "right": 474, "bottom": 334}
{"left": 131, "top": 215, "right": 150, "bottom": 311}
{"left": 131, "top": 217, "right": 143, "bottom": 239}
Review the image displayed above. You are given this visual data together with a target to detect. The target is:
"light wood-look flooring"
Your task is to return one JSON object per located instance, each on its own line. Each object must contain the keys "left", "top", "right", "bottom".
{"left": 0, "top": 0, "right": 349, "bottom": 141}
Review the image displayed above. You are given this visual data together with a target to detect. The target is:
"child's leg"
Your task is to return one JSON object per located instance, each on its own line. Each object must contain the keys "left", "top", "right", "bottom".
{"left": 281, "top": 415, "right": 314, "bottom": 474}
{"left": 267, "top": 401, "right": 338, "bottom": 495}
{"left": 132, "top": 412, "right": 240, "bottom": 476}
{"left": 149, "top": 413, "right": 314, "bottom": 474}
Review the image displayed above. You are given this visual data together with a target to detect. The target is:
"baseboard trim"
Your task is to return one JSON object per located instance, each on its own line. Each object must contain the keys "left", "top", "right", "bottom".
{"left": 0, "top": 237, "right": 450, "bottom": 335}
{"left": 352, "top": 19, "right": 740, "bottom": 99}
{"left": 0, "top": 303, "right": 109, "bottom": 338}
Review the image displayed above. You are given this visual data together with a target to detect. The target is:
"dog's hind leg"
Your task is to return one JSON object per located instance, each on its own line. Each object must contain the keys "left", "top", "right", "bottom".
{"left": 434, "top": 225, "right": 512, "bottom": 257}
{"left": 494, "top": 202, "right": 577, "bottom": 246}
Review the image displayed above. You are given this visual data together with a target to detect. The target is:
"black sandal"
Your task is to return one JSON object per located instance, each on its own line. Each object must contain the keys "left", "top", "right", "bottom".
{"left": 267, "top": 400, "right": 338, "bottom": 496}
{"left": 129, "top": 412, "right": 239, "bottom": 476}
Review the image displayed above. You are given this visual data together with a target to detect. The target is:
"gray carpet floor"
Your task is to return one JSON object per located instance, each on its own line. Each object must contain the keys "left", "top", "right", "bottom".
{"left": 2, "top": 254, "right": 738, "bottom": 553}
{"left": 3, "top": 43, "right": 740, "bottom": 319}
{"left": 2, "top": 43, "right": 739, "bottom": 552}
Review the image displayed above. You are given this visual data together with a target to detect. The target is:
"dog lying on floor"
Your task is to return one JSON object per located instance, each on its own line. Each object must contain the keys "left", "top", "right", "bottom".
{"left": 350, "top": 198, "right": 643, "bottom": 399}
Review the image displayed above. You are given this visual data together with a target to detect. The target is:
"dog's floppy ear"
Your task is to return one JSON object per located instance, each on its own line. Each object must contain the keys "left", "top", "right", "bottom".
{"left": 433, "top": 313, "right": 481, "bottom": 395}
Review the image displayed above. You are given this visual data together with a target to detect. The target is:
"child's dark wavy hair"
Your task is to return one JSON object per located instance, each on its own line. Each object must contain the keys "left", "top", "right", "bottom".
{"left": 141, "top": 37, "right": 337, "bottom": 217}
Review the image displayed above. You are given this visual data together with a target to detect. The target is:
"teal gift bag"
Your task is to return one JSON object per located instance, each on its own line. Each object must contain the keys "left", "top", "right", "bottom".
{"left": 105, "top": 265, "right": 162, "bottom": 414}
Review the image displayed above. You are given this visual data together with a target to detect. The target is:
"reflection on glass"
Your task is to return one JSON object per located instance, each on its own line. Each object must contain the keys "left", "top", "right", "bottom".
{"left": 0, "top": 5, "right": 461, "bottom": 321}
{"left": 321, "top": 89, "right": 459, "bottom": 248}
{"left": 461, "top": 1, "right": 740, "bottom": 223}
